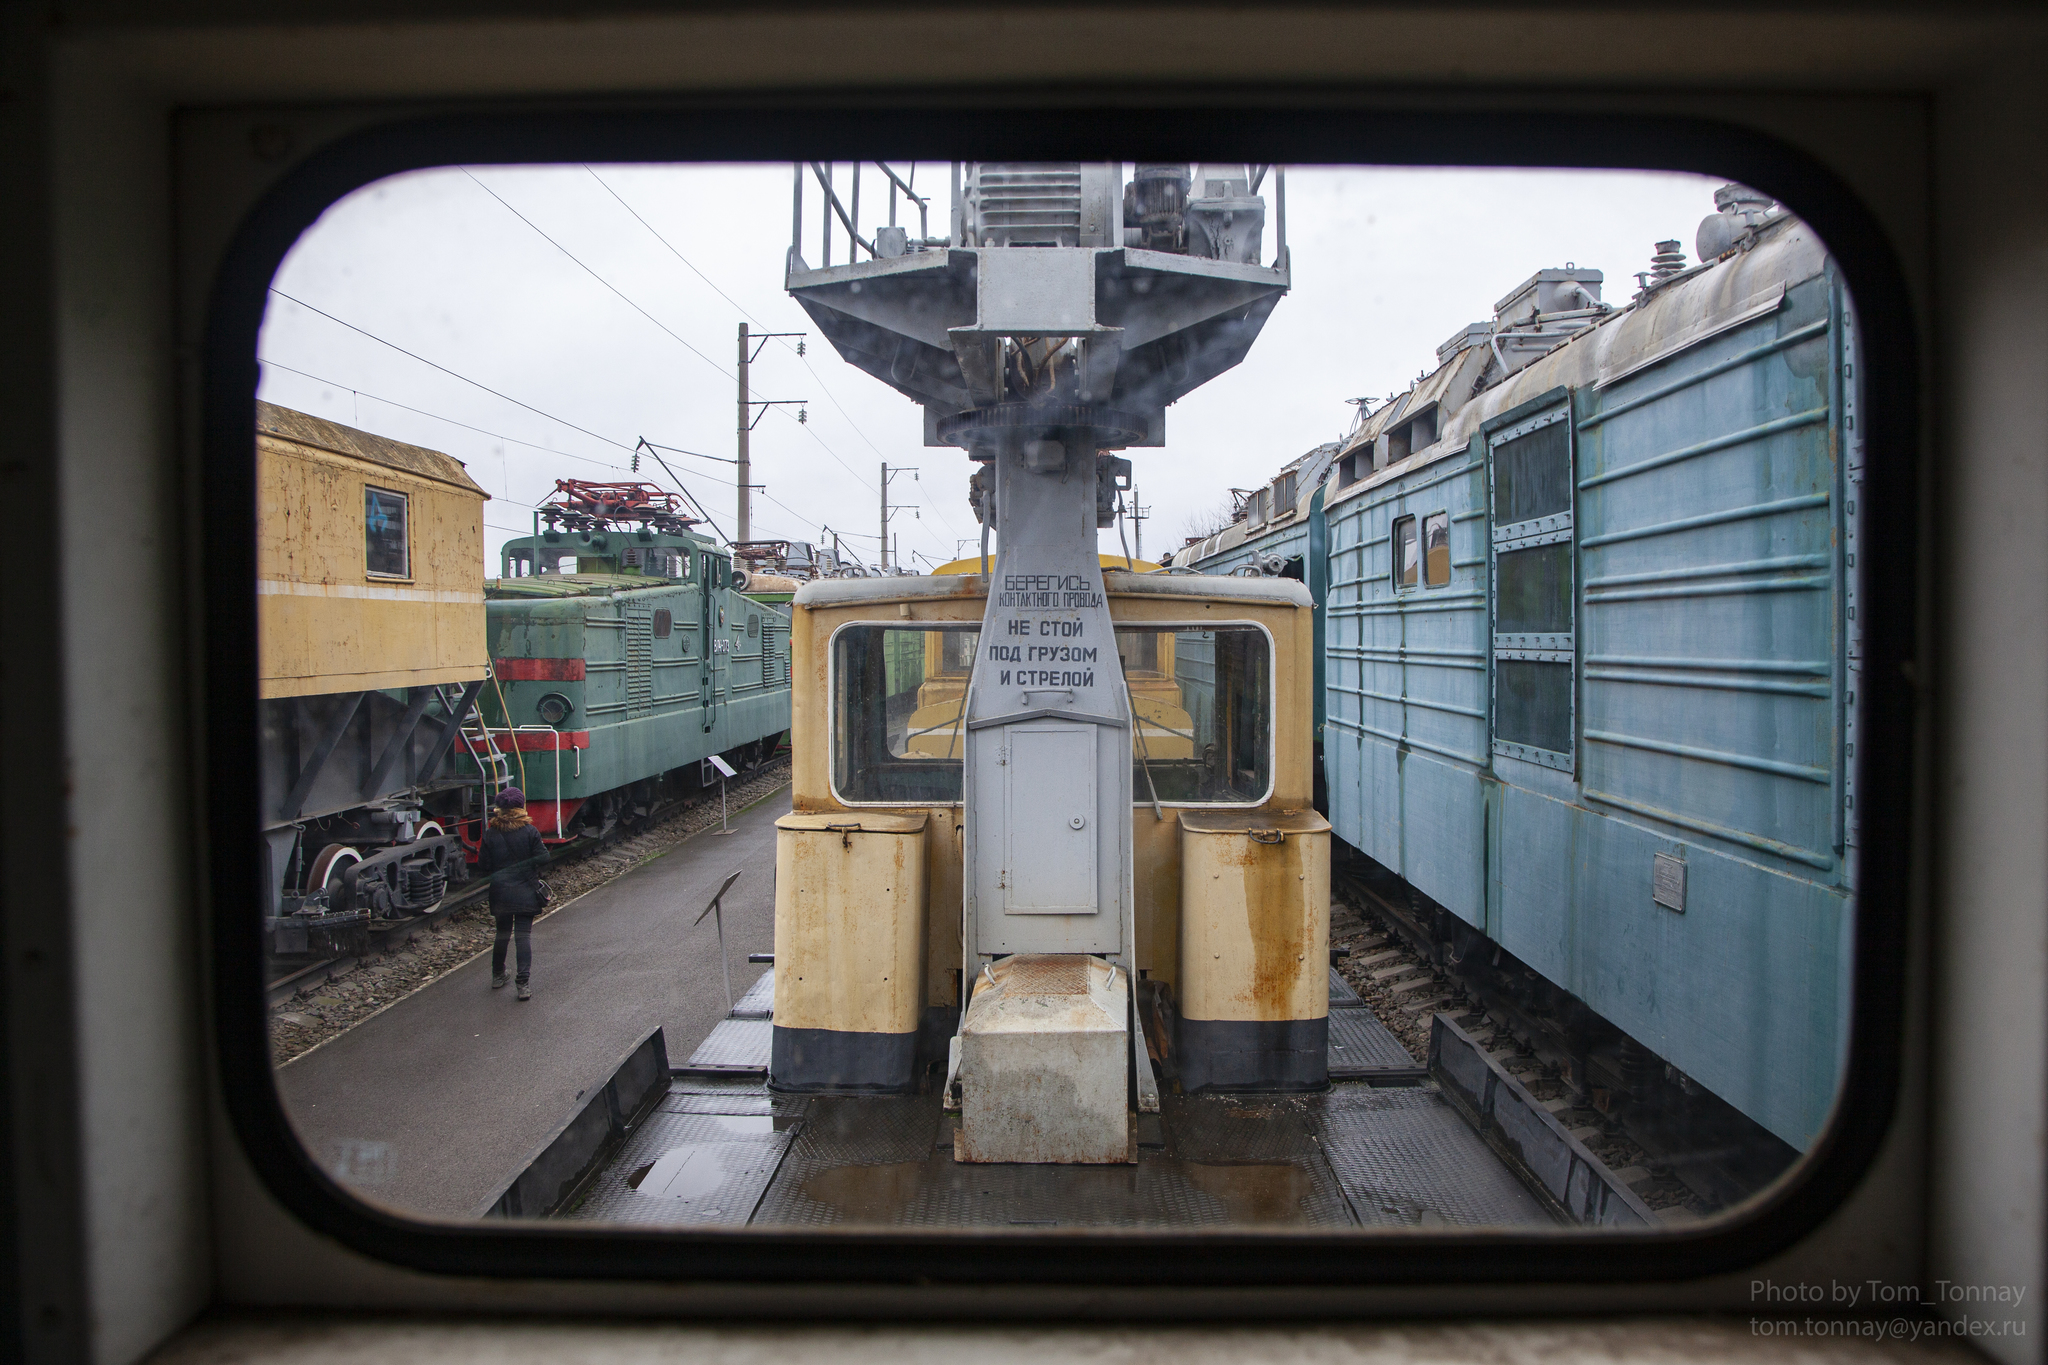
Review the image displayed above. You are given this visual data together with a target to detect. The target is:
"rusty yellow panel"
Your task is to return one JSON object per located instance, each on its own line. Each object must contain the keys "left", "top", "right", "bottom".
{"left": 785, "top": 580, "right": 1319, "bottom": 1010}
{"left": 924, "top": 810, "right": 964, "bottom": 1007}
{"left": 256, "top": 404, "right": 488, "bottom": 699}
{"left": 1131, "top": 810, "right": 1182, "bottom": 986}
{"left": 1178, "top": 808, "right": 1331, "bottom": 1023}
{"left": 773, "top": 811, "right": 928, "bottom": 1035}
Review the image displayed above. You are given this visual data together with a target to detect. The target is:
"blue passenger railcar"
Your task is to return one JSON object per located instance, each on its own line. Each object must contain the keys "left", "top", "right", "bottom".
{"left": 1323, "top": 208, "right": 1855, "bottom": 1154}
{"left": 1176, "top": 190, "right": 1857, "bottom": 1157}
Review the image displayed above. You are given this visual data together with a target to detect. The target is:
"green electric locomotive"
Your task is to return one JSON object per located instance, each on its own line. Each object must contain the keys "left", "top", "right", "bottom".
{"left": 477, "top": 480, "right": 792, "bottom": 844}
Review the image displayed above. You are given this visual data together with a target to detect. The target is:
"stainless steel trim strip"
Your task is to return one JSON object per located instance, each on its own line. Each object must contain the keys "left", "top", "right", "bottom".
{"left": 1585, "top": 574, "right": 1831, "bottom": 604}
{"left": 1584, "top": 668, "right": 1831, "bottom": 697}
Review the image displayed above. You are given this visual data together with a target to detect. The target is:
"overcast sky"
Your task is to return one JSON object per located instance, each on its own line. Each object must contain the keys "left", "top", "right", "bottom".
{"left": 257, "top": 163, "right": 1728, "bottom": 571}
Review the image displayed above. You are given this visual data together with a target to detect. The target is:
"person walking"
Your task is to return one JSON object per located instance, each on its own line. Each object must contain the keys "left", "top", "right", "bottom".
{"left": 477, "top": 787, "right": 549, "bottom": 1000}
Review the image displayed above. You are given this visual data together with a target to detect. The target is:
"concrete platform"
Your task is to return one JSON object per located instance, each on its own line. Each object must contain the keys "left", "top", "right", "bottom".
{"left": 275, "top": 787, "right": 788, "bottom": 1219}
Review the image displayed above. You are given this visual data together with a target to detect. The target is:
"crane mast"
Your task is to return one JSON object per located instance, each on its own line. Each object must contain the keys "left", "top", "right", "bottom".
{"left": 788, "top": 162, "right": 1290, "bottom": 1161}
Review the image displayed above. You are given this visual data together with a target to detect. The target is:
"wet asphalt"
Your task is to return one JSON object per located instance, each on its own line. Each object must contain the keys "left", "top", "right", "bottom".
{"left": 276, "top": 786, "right": 787, "bottom": 1219}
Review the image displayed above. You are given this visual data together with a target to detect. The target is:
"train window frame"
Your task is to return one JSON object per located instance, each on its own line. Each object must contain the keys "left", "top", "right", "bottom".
{"left": 1422, "top": 510, "right": 1451, "bottom": 587}
{"left": 362, "top": 484, "right": 411, "bottom": 581}
{"left": 1392, "top": 513, "right": 1420, "bottom": 589}
{"left": 1115, "top": 620, "right": 1278, "bottom": 808}
{"left": 1487, "top": 394, "right": 1579, "bottom": 773}
{"left": 825, "top": 620, "right": 979, "bottom": 808}
{"left": 824, "top": 618, "right": 1279, "bottom": 810}
{"left": 202, "top": 103, "right": 1917, "bottom": 1294}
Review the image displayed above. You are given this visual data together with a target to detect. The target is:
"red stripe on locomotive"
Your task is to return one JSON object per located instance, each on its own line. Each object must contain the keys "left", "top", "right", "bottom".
{"left": 493, "top": 657, "right": 586, "bottom": 681}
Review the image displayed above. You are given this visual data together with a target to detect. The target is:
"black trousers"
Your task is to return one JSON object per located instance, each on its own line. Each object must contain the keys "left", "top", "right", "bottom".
{"left": 492, "top": 913, "right": 534, "bottom": 982}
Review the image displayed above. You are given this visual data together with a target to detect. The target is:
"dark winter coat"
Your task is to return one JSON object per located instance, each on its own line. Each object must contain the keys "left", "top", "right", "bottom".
{"left": 478, "top": 820, "right": 550, "bottom": 914}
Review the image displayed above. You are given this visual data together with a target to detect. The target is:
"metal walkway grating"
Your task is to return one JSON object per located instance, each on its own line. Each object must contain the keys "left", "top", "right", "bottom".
{"left": 685, "top": 1017, "right": 772, "bottom": 1072}
{"left": 1329, "top": 965, "right": 1365, "bottom": 1008}
{"left": 1328, "top": 1005, "right": 1423, "bottom": 1076}
{"left": 730, "top": 970, "right": 774, "bottom": 1019}
{"left": 1313, "top": 1084, "right": 1554, "bottom": 1228}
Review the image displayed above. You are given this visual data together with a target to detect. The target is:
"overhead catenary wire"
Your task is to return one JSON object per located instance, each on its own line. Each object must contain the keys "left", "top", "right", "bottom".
{"left": 269, "top": 173, "right": 953, "bottom": 555}
{"left": 259, "top": 357, "right": 631, "bottom": 473}
{"left": 260, "top": 348, "right": 833, "bottom": 547}
{"left": 640, "top": 439, "right": 741, "bottom": 466}
{"left": 584, "top": 164, "right": 895, "bottom": 471}
{"left": 479, "top": 164, "right": 961, "bottom": 550}
{"left": 460, "top": 168, "right": 736, "bottom": 383}
{"left": 265, "top": 289, "right": 639, "bottom": 456}
{"left": 577, "top": 163, "right": 971, "bottom": 546}
{"left": 636, "top": 445, "right": 730, "bottom": 545}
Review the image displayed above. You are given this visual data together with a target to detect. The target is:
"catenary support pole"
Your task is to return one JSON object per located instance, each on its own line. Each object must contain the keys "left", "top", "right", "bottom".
{"left": 737, "top": 323, "right": 751, "bottom": 542}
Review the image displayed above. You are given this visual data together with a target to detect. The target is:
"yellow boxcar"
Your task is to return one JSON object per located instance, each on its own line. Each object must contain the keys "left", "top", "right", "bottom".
{"left": 255, "top": 402, "right": 491, "bottom": 954}
{"left": 257, "top": 400, "right": 488, "bottom": 698}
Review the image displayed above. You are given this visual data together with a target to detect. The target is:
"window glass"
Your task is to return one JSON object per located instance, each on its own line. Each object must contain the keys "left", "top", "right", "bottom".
{"left": 1495, "top": 659, "right": 1574, "bottom": 754}
{"left": 1493, "top": 418, "right": 1572, "bottom": 525}
{"left": 1117, "top": 630, "right": 1161, "bottom": 673}
{"left": 652, "top": 609, "right": 672, "bottom": 638}
{"left": 833, "top": 624, "right": 1270, "bottom": 806}
{"left": 1393, "top": 514, "right": 1419, "bottom": 588}
{"left": 364, "top": 486, "right": 409, "bottom": 577}
{"left": 1423, "top": 511, "right": 1450, "bottom": 586}
{"left": 1123, "top": 626, "right": 1269, "bottom": 803}
{"left": 833, "top": 625, "right": 975, "bottom": 803}
{"left": 940, "top": 630, "right": 977, "bottom": 672}
{"left": 1494, "top": 542, "right": 1572, "bottom": 633}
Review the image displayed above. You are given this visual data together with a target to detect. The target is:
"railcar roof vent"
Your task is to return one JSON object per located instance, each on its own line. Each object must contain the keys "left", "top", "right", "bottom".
{"left": 1438, "top": 321, "right": 1494, "bottom": 366}
{"left": 1476, "top": 264, "right": 1609, "bottom": 382}
{"left": 1492, "top": 265, "right": 1604, "bottom": 324}
{"left": 1696, "top": 182, "right": 1780, "bottom": 261}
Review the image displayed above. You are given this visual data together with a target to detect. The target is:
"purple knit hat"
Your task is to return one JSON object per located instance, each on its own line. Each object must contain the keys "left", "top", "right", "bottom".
{"left": 495, "top": 787, "right": 527, "bottom": 808}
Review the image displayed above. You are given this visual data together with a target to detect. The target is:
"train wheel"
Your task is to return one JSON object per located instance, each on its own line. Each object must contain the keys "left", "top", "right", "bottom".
{"left": 305, "top": 844, "right": 362, "bottom": 905}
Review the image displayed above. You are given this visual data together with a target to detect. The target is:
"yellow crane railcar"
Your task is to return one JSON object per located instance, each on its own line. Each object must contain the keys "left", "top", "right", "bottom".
{"left": 256, "top": 401, "right": 489, "bottom": 956}
{"left": 772, "top": 557, "right": 1329, "bottom": 1099}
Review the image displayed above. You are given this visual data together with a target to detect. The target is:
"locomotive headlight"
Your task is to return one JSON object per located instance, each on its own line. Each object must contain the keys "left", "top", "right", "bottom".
{"left": 535, "top": 692, "right": 573, "bottom": 726}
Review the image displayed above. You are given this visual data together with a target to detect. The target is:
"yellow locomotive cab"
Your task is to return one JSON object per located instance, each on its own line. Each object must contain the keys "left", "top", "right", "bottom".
{"left": 774, "top": 566, "right": 1323, "bottom": 1096}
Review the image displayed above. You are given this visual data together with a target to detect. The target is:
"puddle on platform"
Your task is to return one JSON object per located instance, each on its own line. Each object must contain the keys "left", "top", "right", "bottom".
{"left": 1172, "top": 1159, "right": 1316, "bottom": 1224}
{"left": 800, "top": 1160, "right": 926, "bottom": 1219}
{"left": 628, "top": 1118, "right": 777, "bottom": 1203}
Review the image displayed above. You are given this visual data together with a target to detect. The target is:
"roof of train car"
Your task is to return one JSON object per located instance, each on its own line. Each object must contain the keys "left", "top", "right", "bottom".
{"left": 256, "top": 400, "right": 488, "bottom": 497}
{"left": 1326, "top": 211, "right": 1827, "bottom": 513}
{"left": 483, "top": 572, "right": 685, "bottom": 599}
{"left": 930, "top": 552, "right": 1164, "bottom": 576}
{"left": 1175, "top": 507, "right": 1305, "bottom": 565}
{"left": 794, "top": 565, "right": 1311, "bottom": 610}
{"left": 1171, "top": 211, "right": 1823, "bottom": 569}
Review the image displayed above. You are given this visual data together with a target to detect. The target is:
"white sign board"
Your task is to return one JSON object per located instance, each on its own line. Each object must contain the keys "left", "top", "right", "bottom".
{"left": 705, "top": 754, "right": 738, "bottom": 780}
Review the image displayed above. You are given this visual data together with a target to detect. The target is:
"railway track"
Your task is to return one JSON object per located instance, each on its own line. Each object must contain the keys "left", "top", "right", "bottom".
{"left": 1330, "top": 869, "right": 1714, "bottom": 1222}
{"left": 265, "top": 758, "right": 790, "bottom": 1015}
